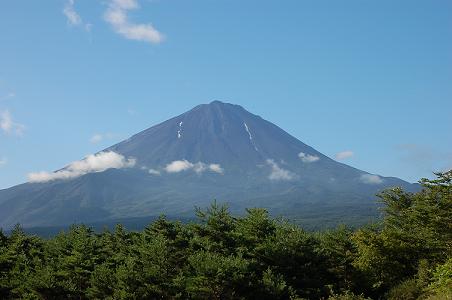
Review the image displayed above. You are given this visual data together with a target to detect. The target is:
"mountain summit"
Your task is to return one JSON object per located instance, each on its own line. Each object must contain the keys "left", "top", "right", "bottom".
{"left": 108, "top": 101, "right": 323, "bottom": 169}
{"left": 0, "top": 101, "right": 416, "bottom": 229}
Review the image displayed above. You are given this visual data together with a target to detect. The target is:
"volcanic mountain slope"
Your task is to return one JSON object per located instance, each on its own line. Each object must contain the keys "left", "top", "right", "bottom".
{"left": 0, "top": 101, "right": 417, "bottom": 229}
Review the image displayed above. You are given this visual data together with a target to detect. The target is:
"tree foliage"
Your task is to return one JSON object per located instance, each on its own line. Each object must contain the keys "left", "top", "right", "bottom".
{"left": 0, "top": 172, "right": 450, "bottom": 299}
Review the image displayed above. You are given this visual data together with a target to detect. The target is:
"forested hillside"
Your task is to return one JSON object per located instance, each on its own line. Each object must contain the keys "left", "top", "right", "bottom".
{"left": 0, "top": 172, "right": 450, "bottom": 299}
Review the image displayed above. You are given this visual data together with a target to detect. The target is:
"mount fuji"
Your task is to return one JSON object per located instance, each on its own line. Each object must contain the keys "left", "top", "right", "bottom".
{"left": 0, "top": 101, "right": 417, "bottom": 229}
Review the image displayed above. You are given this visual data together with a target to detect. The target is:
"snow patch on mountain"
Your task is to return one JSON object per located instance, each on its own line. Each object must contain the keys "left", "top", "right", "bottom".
{"left": 244, "top": 122, "right": 258, "bottom": 151}
{"left": 177, "top": 121, "right": 183, "bottom": 139}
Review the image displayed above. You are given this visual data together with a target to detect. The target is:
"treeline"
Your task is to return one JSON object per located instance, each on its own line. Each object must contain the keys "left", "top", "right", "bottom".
{"left": 0, "top": 172, "right": 451, "bottom": 299}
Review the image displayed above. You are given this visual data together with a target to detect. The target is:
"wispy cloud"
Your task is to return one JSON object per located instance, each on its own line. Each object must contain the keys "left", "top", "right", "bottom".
{"left": 28, "top": 151, "right": 136, "bottom": 183}
{"left": 104, "top": 0, "right": 164, "bottom": 44}
{"left": 127, "top": 108, "right": 137, "bottom": 116}
{"left": 360, "top": 174, "right": 383, "bottom": 184}
{"left": 164, "top": 160, "right": 224, "bottom": 174}
{"left": 0, "top": 92, "right": 15, "bottom": 101}
{"left": 90, "top": 134, "right": 104, "bottom": 144}
{"left": 63, "top": 0, "right": 92, "bottom": 31}
{"left": 0, "top": 157, "right": 7, "bottom": 167}
{"left": 266, "top": 159, "right": 295, "bottom": 181}
{"left": 63, "top": 0, "right": 82, "bottom": 25}
{"left": 0, "top": 110, "right": 25, "bottom": 136}
{"left": 148, "top": 168, "right": 161, "bottom": 175}
{"left": 298, "top": 152, "right": 320, "bottom": 163}
{"left": 335, "top": 150, "right": 354, "bottom": 161}
{"left": 90, "top": 132, "right": 116, "bottom": 144}
{"left": 397, "top": 143, "right": 452, "bottom": 175}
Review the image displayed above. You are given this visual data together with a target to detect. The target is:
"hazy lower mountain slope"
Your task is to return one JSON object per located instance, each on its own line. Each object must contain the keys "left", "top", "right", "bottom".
{"left": 0, "top": 101, "right": 417, "bottom": 229}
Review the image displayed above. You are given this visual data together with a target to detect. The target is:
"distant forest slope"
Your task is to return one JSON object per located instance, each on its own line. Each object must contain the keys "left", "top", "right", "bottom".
{"left": 15, "top": 204, "right": 380, "bottom": 238}
{"left": 0, "top": 172, "right": 450, "bottom": 299}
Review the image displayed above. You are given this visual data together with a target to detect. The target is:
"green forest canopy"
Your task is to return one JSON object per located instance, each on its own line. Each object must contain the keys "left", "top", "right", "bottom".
{"left": 0, "top": 171, "right": 451, "bottom": 299}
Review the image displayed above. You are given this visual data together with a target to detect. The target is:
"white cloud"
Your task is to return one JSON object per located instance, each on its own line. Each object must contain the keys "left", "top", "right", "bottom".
{"left": 335, "top": 150, "right": 354, "bottom": 161}
{"left": 209, "top": 164, "right": 224, "bottom": 174}
{"left": 165, "top": 160, "right": 193, "bottom": 173}
{"left": 89, "top": 132, "right": 115, "bottom": 144}
{"left": 266, "top": 159, "right": 295, "bottom": 181}
{"left": 0, "top": 157, "right": 7, "bottom": 167}
{"left": 0, "top": 110, "right": 25, "bottom": 136}
{"left": 164, "top": 160, "right": 224, "bottom": 174}
{"left": 104, "top": 0, "right": 164, "bottom": 44}
{"left": 148, "top": 168, "right": 160, "bottom": 175}
{"left": 360, "top": 174, "right": 383, "bottom": 184}
{"left": 193, "top": 162, "right": 207, "bottom": 173}
{"left": 298, "top": 152, "right": 320, "bottom": 163}
{"left": 63, "top": 0, "right": 82, "bottom": 25}
{"left": 63, "top": 0, "right": 92, "bottom": 31}
{"left": 28, "top": 151, "right": 136, "bottom": 183}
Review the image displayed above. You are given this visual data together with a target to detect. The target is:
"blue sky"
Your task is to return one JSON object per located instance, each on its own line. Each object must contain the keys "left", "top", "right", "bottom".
{"left": 0, "top": 0, "right": 451, "bottom": 189}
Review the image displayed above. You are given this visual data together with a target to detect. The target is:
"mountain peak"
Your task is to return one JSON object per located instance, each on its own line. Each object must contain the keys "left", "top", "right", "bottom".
{"left": 199, "top": 100, "right": 245, "bottom": 111}
{"left": 188, "top": 100, "right": 248, "bottom": 120}
{"left": 209, "top": 100, "right": 225, "bottom": 105}
{"left": 0, "top": 101, "right": 417, "bottom": 229}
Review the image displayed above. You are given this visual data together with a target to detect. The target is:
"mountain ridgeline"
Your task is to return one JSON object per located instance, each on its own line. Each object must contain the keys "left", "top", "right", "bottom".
{"left": 0, "top": 101, "right": 417, "bottom": 229}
